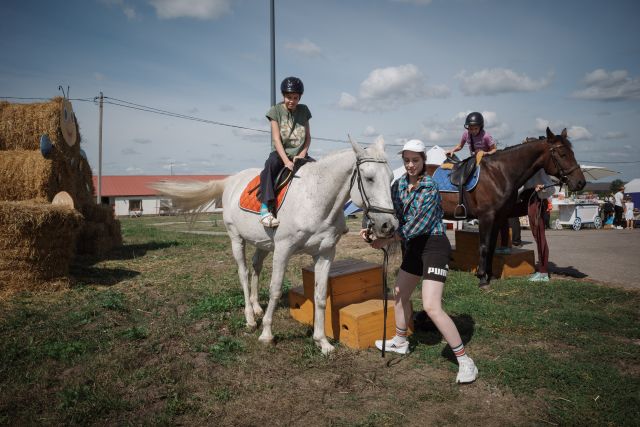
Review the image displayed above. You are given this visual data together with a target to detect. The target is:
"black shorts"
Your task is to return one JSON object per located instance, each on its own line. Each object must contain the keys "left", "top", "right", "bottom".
{"left": 400, "top": 234, "right": 451, "bottom": 283}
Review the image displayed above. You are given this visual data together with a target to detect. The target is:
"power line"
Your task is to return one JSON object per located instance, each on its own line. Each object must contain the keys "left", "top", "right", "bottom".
{"left": 3, "top": 95, "right": 640, "bottom": 158}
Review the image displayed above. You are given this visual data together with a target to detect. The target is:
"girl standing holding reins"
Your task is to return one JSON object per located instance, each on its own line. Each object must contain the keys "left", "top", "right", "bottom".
{"left": 361, "top": 139, "right": 478, "bottom": 384}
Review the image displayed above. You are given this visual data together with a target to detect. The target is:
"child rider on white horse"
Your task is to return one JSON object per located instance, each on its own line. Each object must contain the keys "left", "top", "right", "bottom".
{"left": 258, "top": 76, "right": 312, "bottom": 228}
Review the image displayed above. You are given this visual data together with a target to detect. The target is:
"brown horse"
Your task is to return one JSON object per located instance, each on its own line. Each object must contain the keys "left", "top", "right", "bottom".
{"left": 426, "top": 127, "right": 586, "bottom": 288}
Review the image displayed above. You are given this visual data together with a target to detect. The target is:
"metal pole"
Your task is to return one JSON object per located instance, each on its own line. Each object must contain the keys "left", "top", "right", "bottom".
{"left": 270, "top": 0, "right": 276, "bottom": 107}
{"left": 97, "top": 91, "right": 103, "bottom": 204}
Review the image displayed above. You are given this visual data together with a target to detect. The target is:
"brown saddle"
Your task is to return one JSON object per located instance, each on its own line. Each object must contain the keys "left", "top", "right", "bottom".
{"left": 444, "top": 152, "right": 485, "bottom": 219}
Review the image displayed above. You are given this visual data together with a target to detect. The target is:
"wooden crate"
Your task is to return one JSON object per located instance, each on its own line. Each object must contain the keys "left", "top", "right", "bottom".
{"left": 338, "top": 299, "right": 398, "bottom": 350}
{"left": 289, "top": 259, "right": 385, "bottom": 339}
{"left": 451, "top": 229, "right": 535, "bottom": 278}
{"left": 302, "top": 259, "right": 383, "bottom": 305}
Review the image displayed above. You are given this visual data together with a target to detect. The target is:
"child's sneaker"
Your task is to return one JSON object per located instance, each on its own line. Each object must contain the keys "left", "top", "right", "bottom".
{"left": 456, "top": 358, "right": 478, "bottom": 384}
{"left": 374, "top": 338, "right": 409, "bottom": 355}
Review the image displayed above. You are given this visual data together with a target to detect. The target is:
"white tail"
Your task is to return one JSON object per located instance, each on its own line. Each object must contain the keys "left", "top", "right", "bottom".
{"left": 151, "top": 179, "right": 227, "bottom": 211}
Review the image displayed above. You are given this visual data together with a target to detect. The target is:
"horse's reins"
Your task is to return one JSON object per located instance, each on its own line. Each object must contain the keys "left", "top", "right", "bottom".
{"left": 352, "top": 156, "right": 395, "bottom": 358}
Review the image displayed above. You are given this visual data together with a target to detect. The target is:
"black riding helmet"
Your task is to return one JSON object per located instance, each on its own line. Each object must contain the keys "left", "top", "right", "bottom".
{"left": 281, "top": 76, "right": 304, "bottom": 95}
{"left": 464, "top": 112, "right": 484, "bottom": 129}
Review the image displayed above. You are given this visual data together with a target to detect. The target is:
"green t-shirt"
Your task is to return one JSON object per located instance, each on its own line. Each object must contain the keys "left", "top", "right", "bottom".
{"left": 265, "top": 103, "right": 312, "bottom": 158}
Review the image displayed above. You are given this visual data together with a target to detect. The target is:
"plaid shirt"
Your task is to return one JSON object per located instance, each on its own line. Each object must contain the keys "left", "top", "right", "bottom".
{"left": 392, "top": 173, "right": 445, "bottom": 240}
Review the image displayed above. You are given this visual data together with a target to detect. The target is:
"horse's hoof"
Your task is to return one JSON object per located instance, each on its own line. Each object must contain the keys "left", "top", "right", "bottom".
{"left": 316, "top": 339, "right": 335, "bottom": 355}
{"left": 245, "top": 322, "right": 257, "bottom": 331}
{"left": 258, "top": 333, "right": 273, "bottom": 345}
{"left": 479, "top": 284, "right": 491, "bottom": 291}
{"left": 252, "top": 305, "right": 264, "bottom": 318}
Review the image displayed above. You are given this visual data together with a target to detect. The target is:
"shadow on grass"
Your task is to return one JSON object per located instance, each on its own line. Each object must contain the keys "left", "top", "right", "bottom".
{"left": 412, "top": 310, "right": 476, "bottom": 363}
{"left": 70, "top": 241, "right": 179, "bottom": 287}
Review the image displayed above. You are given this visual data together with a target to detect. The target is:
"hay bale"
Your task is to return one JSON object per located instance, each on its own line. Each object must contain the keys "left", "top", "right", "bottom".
{"left": 0, "top": 149, "right": 94, "bottom": 208}
{"left": 0, "top": 97, "right": 80, "bottom": 152}
{"left": 76, "top": 204, "right": 122, "bottom": 256}
{"left": 0, "top": 200, "right": 83, "bottom": 295}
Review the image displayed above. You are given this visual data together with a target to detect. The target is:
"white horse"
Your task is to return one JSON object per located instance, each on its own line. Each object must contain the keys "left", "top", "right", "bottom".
{"left": 153, "top": 136, "right": 397, "bottom": 354}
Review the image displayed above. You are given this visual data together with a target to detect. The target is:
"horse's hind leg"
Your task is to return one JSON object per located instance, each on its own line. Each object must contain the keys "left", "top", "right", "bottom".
{"left": 258, "top": 246, "right": 292, "bottom": 345}
{"left": 229, "top": 236, "right": 257, "bottom": 329}
{"left": 250, "top": 248, "right": 269, "bottom": 318}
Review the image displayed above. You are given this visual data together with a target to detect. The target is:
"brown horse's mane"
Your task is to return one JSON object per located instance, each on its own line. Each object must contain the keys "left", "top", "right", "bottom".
{"left": 496, "top": 134, "right": 572, "bottom": 155}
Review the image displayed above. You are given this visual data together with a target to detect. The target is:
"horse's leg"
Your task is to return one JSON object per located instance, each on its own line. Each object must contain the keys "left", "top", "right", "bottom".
{"left": 476, "top": 215, "right": 498, "bottom": 288}
{"left": 250, "top": 248, "right": 269, "bottom": 318}
{"left": 258, "top": 246, "right": 291, "bottom": 345}
{"left": 229, "top": 236, "right": 257, "bottom": 329}
{"left": 311, "top": 248, "right": 336, "bottom": 355}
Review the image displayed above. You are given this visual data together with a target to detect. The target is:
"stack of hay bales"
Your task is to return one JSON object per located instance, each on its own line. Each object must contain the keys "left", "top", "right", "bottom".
{"left": 0, "top": 98, "right": 122, "bottom": 294}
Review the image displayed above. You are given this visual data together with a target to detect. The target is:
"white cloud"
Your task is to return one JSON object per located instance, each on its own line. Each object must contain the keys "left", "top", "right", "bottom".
{"left": 571, "top": 69, "right": 640, "bottom": 101}
{"left": 535, "top": 118, "right": 592, "bottom": 141}
{"left": 149, "top": 0, "right": 231, "bottom": 20}
{"left": 100, "top": 0, "right": 136, "bottom": 19}
{"left": 457, "top": 68, "right": 553, "bottom": 96}
{"left": 603, "top": 131, "right": 627, "bottom": 140}
{"left": 337, "top": 64, "right": 450, "bottom": 112}
{"left": 567, "top": 126, "right": 592, "bottom": 141}
{"left": 284, "top": 39, "right": 322, "bottom": 57}
{"left": 122, "top": 148, "right": 140, "bottom": 155}
{"left": 94, "top": 72, "right": 105, "bottom": 81}
{"left": 133, "top": 138, "right": 152, "bottom": 144}
{"left": 420, "top": 111, "right": 512, "bottom": 146}
{"left": 362, "top": 126, "right": 378, "bottom": 137}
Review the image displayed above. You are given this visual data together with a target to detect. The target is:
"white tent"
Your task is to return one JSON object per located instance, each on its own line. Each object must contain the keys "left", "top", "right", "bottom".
{"left": 625, "top": 178, "right": 640, "bottom": 193}
{"left": 625, "top": 178, "right": 640, "bottom": 208}
{"left": 426, "top": 145, "right": 447, "bottom": 166}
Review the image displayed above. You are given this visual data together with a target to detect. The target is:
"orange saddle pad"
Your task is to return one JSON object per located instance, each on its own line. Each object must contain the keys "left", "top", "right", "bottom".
{"left": 239, "top": 175, "right": 292, "bottom": 214}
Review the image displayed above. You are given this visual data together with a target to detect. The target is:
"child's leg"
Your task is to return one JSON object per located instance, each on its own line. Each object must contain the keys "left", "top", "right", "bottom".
{"left": 259, "top": 151, "right": 285, "bottom": 214}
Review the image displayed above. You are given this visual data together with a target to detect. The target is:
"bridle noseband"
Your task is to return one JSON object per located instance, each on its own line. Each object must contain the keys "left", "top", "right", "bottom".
{"left": 548, "top": 140, "right": 579, "bottom": 184}
{"left": 349, "top": 157, "right": 395, "bottom": 223}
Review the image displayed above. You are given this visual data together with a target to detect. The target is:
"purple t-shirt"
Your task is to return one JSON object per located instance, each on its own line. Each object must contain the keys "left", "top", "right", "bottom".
{"left": 460, "top": 129, "right": 496, "bottom": 155}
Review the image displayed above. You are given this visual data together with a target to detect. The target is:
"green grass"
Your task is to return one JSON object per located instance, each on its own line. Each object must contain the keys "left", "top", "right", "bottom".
{"left": 0, "top": 214, "right": 638, "bottom": 425}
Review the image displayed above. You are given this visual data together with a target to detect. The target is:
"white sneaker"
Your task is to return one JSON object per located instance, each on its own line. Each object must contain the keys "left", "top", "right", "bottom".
{"left": 456, "top": 358, "right": 478, "bottom": 384}
{"left": 616, "top": 226, "right": 624, "bottom": 229}
{"left": 374, "top": 338, "right": 409, "bottom": 355}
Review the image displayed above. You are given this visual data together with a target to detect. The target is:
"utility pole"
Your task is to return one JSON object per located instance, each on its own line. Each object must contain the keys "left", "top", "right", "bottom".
{"left": 97, "top": 91, "right": 103, "bottom": 204}
{"left": 270, "top": 0, "right": 276, "bottom": 107}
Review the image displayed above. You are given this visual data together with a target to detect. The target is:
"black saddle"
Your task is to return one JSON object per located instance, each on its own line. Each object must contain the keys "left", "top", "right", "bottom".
{"left": 444, "top": 154, "right": 478, "bottom": 219}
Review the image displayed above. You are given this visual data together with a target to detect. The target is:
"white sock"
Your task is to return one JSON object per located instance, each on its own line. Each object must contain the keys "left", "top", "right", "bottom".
{"left": 392, "top": 335, "right": 407, "bottom": 345}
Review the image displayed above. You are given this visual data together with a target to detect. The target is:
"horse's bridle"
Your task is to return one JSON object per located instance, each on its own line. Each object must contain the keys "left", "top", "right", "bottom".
{"left": 549, "top": 141, "right": 580, "bottom": 183}
{"left": 349, "top": 157, "right": 396, "bottom": 220}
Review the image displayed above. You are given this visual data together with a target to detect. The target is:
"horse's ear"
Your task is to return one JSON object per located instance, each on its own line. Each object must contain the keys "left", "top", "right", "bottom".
{"left": 546, "top": 127, "right": 555, "bottom": 140}
{"left": 560, "top": 128, "right": 568, "bottom": 139}
{"left": 348, "top": 134, "right": 366, "bottom": 157}
{"left": 372, "top": 135, "right": 385, "bottom": 152}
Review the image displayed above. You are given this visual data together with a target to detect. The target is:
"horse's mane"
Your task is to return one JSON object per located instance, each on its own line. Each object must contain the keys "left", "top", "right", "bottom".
{"left": 313, "top": 144, "right": 388, "bottom": 165}
{"left": 496, "top": 134, "right": 572, "bottom": 155}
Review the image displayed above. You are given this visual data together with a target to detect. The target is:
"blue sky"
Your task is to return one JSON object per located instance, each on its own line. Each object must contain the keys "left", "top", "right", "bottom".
{"left": 1, "top": 0, "right": 639, "bottom": 180}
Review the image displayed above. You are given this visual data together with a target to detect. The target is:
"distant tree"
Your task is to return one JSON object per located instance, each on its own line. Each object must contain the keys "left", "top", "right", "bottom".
{"left": 610, "top": 179, "right": 625, "bottom": 192}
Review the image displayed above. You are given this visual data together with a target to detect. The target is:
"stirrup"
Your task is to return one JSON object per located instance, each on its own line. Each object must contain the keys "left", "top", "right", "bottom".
{"left": 260, "top": 213, "right": 280, "bottom": 228}
{"left": 454, "top": 204, "right": 467, "bottom": 219}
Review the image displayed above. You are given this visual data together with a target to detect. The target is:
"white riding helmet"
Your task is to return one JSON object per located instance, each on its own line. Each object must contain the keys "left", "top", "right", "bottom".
{"left": 398, "top": 139, "right": 426, "bottom": 155}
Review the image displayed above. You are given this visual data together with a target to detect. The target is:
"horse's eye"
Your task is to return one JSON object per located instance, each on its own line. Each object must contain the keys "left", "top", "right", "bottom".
{"left": 366, "top": 177, "right": 374, "bottom": 183}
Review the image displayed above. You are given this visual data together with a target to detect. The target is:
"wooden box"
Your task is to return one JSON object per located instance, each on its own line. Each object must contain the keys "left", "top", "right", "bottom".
{"left": 338, "top": 299, "right": 398, "bottom": 350}
{"left": 288, "top": 259, "right": 384, "bottom": 339}
{"left": 451, "top": 229, "right": 535, "bottom": 278}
